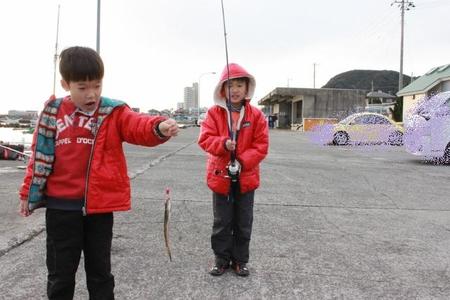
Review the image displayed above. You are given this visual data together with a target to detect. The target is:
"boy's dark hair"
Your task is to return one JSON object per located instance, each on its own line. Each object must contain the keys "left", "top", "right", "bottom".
{"left": 59, "top": 46, "right": 104, "bottom": 82}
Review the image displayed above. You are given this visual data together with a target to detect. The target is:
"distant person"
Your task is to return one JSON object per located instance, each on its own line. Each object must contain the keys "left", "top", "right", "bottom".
{"left": 198, "top": 63, "right": 269, "bottom": 277}
{"left": 18, "top": 46, "right": 179, "bottom": 299}
{"left": 272, "top": 113, "right": 278, "bottom": 128}
{"left": 268, "top": 114, "right": 274, "bottom": 128}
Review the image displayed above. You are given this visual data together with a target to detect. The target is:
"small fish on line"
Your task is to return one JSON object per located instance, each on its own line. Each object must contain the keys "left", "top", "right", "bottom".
{"left": 164, "top": 187, "right": 172, "bottom": 261}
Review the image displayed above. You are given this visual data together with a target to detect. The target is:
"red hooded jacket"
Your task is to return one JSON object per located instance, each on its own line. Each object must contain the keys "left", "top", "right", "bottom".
{"left": 198, "top": 63, "right": 269, "bottom": 195}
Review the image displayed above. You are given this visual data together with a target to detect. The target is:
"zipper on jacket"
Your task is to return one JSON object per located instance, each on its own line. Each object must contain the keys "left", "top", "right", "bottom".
{"left": 82, "top": 112, "right": 104, "bottom": 216}
{"left": 82, "top": 120, "right": 99, "bottom": 216}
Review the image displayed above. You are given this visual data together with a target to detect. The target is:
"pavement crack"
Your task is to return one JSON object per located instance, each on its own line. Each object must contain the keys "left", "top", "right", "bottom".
{"left": 129, "top": 140, "right": 196, "bottom": 180}
{"left": 0, "top": 227, "right": 45, "bottom": 258}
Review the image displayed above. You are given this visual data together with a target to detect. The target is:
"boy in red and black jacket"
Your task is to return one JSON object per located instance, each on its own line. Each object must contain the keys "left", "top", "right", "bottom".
{"left": 19, "top": 46, "right": 178, "bottom": 299}
{"left": 198, "top": 63, "right": 269, "bottom": 276}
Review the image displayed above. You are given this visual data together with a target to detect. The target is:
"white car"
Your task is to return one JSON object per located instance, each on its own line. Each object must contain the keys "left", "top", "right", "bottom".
{"left": 404, "top": 91, "right": 450, "bottom": 162}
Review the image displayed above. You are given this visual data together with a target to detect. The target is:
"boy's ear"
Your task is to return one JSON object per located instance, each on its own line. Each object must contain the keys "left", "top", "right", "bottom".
{"left": 61, "top": 79, "right": 70, "bottom": 91}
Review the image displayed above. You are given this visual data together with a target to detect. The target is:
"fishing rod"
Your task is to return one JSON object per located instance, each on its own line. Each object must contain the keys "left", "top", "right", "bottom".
{"left": 220, "top": 0, "right": 240, "bottom": 182}
{"left": 220, "top": 0, "right": 233, "bottom": 139}
{"left": 52, "top": 4, "right": 61, "bottom": 95}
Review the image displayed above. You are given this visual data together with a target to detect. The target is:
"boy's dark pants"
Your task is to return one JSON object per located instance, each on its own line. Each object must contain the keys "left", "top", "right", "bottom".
{"left": 46, "top": 209, "right": 114, "bottom": 300}
{"left": 211, "top": 191, "right": 254, "bottom": 264}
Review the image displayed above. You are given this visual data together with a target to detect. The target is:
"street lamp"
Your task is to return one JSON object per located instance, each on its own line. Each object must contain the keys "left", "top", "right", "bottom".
{"left": 197, "top": 71, "right": 216, "bottom": 125}
{"left": 96, "top": 0, "right": 101, "bottom": 54}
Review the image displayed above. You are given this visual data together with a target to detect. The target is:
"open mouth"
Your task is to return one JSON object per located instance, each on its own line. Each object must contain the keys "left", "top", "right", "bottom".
{"left": 84, "top": 101, "right": 98, "bottom": 111}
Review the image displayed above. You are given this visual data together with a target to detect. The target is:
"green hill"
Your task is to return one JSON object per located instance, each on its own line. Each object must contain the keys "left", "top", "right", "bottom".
{"left": 322, "top": 70, "right": 412, "bottom": 94}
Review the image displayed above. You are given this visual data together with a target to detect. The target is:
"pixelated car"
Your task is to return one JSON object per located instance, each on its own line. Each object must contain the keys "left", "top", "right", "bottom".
{"left": 404, "top": 91, "right": 450, "bottom": 162}
{"left": 327, "top": 112, "right": 403, "bottom": 146}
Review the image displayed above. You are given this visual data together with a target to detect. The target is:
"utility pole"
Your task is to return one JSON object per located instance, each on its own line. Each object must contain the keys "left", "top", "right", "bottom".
{"left": 313, "top": 63, "right": 317, "bottom": 88}
{"left": 392, "top": 0, "right": 415, "bottom": 91}
{"left": 96, "top": 0, "right": 101, "bottom": 54}
{"left": 287, "top": 78, "right": 292, "bottom": 87}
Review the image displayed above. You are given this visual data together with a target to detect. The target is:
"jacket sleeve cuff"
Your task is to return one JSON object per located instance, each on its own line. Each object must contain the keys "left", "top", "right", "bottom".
{"left": 153, "top": 121, "right": 169, "bottom": 140}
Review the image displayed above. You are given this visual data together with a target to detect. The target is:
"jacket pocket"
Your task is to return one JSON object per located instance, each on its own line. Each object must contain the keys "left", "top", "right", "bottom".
{"left": 239, "top": 169, "right": 259, "bottom": 194}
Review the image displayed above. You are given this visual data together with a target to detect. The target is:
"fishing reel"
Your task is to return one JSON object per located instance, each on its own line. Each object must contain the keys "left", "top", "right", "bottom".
{"left": 227, "top": 160, "right": 241, "bottom": 183}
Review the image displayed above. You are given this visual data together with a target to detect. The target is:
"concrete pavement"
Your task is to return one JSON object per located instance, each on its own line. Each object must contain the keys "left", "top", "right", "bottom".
{"left": 1, "top": 127, "right": 450, "bottom": 299}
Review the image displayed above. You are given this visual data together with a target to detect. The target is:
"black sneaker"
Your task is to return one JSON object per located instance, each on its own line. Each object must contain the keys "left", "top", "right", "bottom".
{"left": 232, "top": 262, "right": 250, "bottom": 277}
{"left": 209, "top": 260, "right": 230, "bottom": 276}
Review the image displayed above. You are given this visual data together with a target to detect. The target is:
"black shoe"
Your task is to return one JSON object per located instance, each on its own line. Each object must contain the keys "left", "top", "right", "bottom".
{"left": 209, "top": 260, "right": 230, "bottom": 276}
{"left": 232, "top": 262, "right": 249, "bottom": 277}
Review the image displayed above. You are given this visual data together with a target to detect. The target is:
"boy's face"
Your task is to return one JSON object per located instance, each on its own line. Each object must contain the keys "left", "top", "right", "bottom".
{"left": 61, "top": 79, "right": 102, "bottom": 112}
{"left": 224, "top": 79, "right": 248, "bottom": 104}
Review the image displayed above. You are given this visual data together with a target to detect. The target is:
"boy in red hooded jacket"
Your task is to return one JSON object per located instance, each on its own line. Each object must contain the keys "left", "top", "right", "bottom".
{"left": 198, "top": 63, "right": 269, "bottom": 276}
{"left": 18, "top": 46, "right": 178, "bottom": 299}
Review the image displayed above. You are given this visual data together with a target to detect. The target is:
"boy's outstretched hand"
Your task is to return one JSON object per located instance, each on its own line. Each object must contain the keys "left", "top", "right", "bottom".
{"left": 19, "top": 199, "right": 32, "bottom": 217}
{"left": 158, "top": 119, "right": 179, "bottom": 137}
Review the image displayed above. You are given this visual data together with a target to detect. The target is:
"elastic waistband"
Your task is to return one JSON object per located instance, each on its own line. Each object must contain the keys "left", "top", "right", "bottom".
{"left": 45, "top": 196, "right": 84, "bottom": 211}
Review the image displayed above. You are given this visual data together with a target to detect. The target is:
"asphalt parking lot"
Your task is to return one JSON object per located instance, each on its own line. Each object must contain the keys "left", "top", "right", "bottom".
{"left": 1, "top": 127, "right": 450, "bottom": 299}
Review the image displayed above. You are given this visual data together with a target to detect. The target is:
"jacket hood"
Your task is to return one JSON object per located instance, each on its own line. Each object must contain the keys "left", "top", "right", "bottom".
{"left": 213, "top": 63, "right": 256, "bottom": 105}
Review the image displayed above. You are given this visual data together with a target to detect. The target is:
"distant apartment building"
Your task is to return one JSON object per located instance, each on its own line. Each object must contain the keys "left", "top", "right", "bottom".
{"left": 184, "top": 82, "right": 198, "bottom": 111}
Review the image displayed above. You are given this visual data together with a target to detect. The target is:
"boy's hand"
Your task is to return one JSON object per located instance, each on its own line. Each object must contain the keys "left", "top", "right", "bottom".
{"left": 19, "top": 199, "right": 32, "bottom": 217}
{"left": 158, "top": 119, "right": 179, "bottom": 137}
{"left": 225, "top": 139, "right": 236, "bottom": 151}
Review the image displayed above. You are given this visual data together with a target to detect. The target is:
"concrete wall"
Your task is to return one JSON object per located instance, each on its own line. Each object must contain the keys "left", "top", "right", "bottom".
{"left": 302, "top": 90, "right": 366, "bottom": 119}
{"left": 291, "top": 96, "right": 303, "bottom": 124}
{"left": 267, "top": 89, "right": 367, "bottom": 126}
{"left": 278, "top": 102, "right": 291, "bottom": 128}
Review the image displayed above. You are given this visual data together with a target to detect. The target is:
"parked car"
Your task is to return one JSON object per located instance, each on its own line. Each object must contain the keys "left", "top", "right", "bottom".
{"left": 327, "top": 112, "right": 403, "bottom": 145}
{"left": 404, "top": 91, "right": 450, "bottom": 162}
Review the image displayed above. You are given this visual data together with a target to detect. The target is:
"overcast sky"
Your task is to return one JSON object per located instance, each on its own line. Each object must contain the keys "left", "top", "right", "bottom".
{"left": 1, "top": 0, "right": 449, "bottom": 114}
